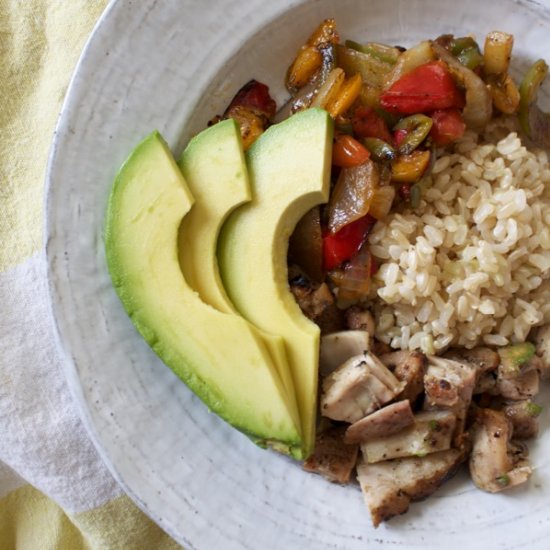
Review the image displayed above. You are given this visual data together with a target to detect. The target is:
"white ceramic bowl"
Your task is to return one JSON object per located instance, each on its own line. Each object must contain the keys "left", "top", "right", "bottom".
{"left": 46, "top": 1, "right": 550, "bottom": 548}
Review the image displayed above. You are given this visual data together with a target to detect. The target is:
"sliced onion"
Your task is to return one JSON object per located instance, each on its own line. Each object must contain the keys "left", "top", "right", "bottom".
{"left": 383, "top": 40, "right": 434, "bottom": 89}
{"left": 368, "top": 185, "right": 396, "bottom": 220}
{"left": 310, "top": 67, "right": 345, "bottom": 109}
{"left": 327, "top": 159, "right": 379, "bottom": 234}
{"left": 432, "top": 42, "right": 492, "bottom": 130}
{"left": 273, "top": 79, "right": 318, "bottom": 122}
{"left": 335, "top": 44, "right": 393, "bottom": 88}
{"left": 488, "top": 74, "right": 520, "bottom": 114}
{"left": 328, "top": 159, "right": 380, "bottom": 234}
{"left": 274, "top": 45, "right": 336, "bottom": 123}
{"left": 331, "top": 245, "right": 373, "bottom": 308}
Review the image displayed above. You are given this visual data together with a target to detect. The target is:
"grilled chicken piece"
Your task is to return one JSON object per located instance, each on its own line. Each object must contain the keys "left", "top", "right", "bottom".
{"left": 345, "top": 306, "right": 375, "bottom": 336}
{"left": 503, "top": 400, "right": 542, "bottom": 439}
{"left": 289, "top": 274, "right": 330, "bottom": 317}
{"left": 424, "top": 357, "right": 477, "bottom": 408}
{"left": 319, "top": 331, "right": 370, "bottom": 377}
{"left": 423, "top": 356, "right": 476, "bottom": 446}
{"left": 360, "top": 410, "right": 456, "bottom": 463}
{"left": 473, "top": 370, "right": 498, "bottom": 394}
{"left": 444, "top": 347, "right": 499, "bottom": 394}
{"left": 320, "top": 352, "right": 404, "bottom": 423}
{"left": 475, "top": 394, "right": 541, "bottom": 438}
{"left": 371, "top": 339, "right": 392, "bottom": 356}
{"left": 508, "top": 439, "right": 530, "bottom": 467}
{"left": 381, "top": 350, "right": 426, "bottom": 403}
{"left": 533, "top": 325, "right": 550, "bottom": 379}
{"left": 303, "top": 426, "right": 359, "bottom": 483}
{"left": 469, "top": 408, "right": 532, "bottom": 493}
{"left": 315, "top": 303, "right": 346, "bottom": 336}
{"left": 357, "top": 448, "right": 466, "bottom": 527}
{"left": 496, "top": 357, "right": 540, "bottom": 400}
{"left": 444, "top": 347, "right": 499, "bottom": 374}
{"left": 344, "top": 400, "right": 414, "bottom": 444}
{"left": 289, "top": 277, "right": 344, "bottom": 334}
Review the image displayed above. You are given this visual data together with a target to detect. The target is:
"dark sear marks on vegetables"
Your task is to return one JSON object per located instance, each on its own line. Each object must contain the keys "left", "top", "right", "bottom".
{"left": 212, "top": 20, "right": 550, "bottom": 526}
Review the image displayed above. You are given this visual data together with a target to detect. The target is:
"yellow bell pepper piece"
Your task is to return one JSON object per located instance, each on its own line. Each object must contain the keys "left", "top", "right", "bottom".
{"left": 326, "top": 73, "right": 362, "bottom": 119}
{"left": 391, "top": 150, "right": 431, "bottom": 183}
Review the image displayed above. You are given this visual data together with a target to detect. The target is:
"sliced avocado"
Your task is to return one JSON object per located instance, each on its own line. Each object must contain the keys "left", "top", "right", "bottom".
{"left": 105, "top": 131, "right": 302, "bottom": 454}
{"left": 498, "top": 342, "right": 536, "bottom": 377}
{"left": 218, "top": 108, "right": 334, "bottom": 456}
{"left": 177, "top": 119, "right": 300, "bottom": 438}
{"left": 177, "top": 119, "right": 250, "bottom": 313}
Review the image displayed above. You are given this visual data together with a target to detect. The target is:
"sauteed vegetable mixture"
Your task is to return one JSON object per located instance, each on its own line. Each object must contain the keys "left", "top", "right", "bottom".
{"left": 211, "top": 20, "right": 550, "bottom": 525}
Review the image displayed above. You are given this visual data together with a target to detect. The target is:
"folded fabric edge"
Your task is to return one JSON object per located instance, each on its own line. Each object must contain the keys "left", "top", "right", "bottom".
{"left": 0, "top": 485, "right": 183, "bottom": 550}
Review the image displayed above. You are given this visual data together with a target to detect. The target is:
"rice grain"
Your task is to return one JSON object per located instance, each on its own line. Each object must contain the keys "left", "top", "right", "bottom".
{"left": 368, "top": 117, "right": 550, "bottom": 352}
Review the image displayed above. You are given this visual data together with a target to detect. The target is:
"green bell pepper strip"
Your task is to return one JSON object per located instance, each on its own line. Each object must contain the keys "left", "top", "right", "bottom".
{"left": 393, "top": 114, "right": 433, "bottom": 155}
{"left": 345, "top": 40, "right": 400, "bottom": 65}
{"left": 362, "top": 137, "right": 396, "bottom": 163}
{"left": 518, "top": 59, "right": 550, "bottom": 148}
{"left": 449, "top": 37, "right": 483, "bottom": 70}
{"left": 335, "top": 44, "right": 393, "bottom": 87}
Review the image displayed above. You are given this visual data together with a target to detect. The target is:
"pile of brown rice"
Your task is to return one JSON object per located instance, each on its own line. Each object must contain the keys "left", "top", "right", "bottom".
{"left": 368, "top": 117, "right": 550, "bottom": 353}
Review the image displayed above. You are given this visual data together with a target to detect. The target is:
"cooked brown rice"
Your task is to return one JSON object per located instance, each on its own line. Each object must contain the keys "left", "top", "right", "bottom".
{"left": 368, "top": 117, "right": 550, "bottom": 353}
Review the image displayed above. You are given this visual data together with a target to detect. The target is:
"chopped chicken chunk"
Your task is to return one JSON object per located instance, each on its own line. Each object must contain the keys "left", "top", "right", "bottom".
{"left": 289, "top": 273, "right": 327, "bottom": 318}
{"left": 444, "top": 347, "right": 499, "bottom": 374}
{"left": 344, "top": 400, "right": 414, "bottom": 444}
{"left": 444, "top": 347, "right": 499, "bottom": 394}
{"left": 533, "top": 325, "right": 550, "bottom": 379}
{"left": 503, "top": 400, "right": 541, "bottom": 439}
{"left": 497, "top": 357, "right": 540, "bottom": 400}
{"left": 424, "top": 357, "right": 476, "bottom": 407}
{"left": 508, "top": 439, "right": 530, "bottom": 468}
{"left": 360, "top": 410, "right": 456, "bottom": 463}
{"left": 320, "top": 352, "right": 404, "bottom": 423}
{"left": 289, "top": 278, "right": 344, "bottom": 334}
{"left": 319, "top": 331, "right": 370, "bottom": 377}
{"left": 473, "top": 370, "right": 498, "bottom": 394}
{"left": 371, "top": 339, "right": 392, "bottom": 356}
{"left": 423, "top": 356, "right": 476, "bottom": 446}
{"left": 381, "top": 350, "right": 426, "bottom": 403}
{"left": 357, "top": 448, "right": 466, "bottom": 527}
{"left": 469, "top": 408, "right": 532, "bottom": 493}
{"left": 303, "top": 426, "right": 359, "bottom": 483}
{"left": 345, "top": 306, "right": 375, "bottom": 336}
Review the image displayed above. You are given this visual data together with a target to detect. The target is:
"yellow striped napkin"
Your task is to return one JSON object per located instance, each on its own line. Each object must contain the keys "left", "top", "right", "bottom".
{"left": 0, "top": 1, "right": 181, "bottom": 547}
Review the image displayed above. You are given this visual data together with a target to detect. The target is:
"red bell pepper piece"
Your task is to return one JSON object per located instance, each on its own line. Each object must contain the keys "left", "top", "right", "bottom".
{"left": 380, "top": 61, "right": 465, "bottom": 114}
{"left": 224, "top": 80, "right": 276, "bottom": 119}
{"left": 351, "top": 106, "right": 393, "bottom": 143}
{"left": 393, "top": 128, "right": 408, "bottom": 147}
{"left": 332, "top": 135, "right": 371, "bottom": 168}
{"left": 322, "top": 214, "right": 376, "bottom": 271}
{"left": 430, "top": 109, "right": 466, "bottom": 146}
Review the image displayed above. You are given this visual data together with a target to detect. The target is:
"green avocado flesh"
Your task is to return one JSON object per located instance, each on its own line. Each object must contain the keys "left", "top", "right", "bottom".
{"left": 104, "top": 131, "right": 302, "bottom": 454}
{"left": 177, "top": 119, "right": 301, "bottom": 433}
{"left": 218, "top": 108, "right": 334, "bottom": 456}
{"left": 177, "top": 119, "right": 249, "bottom": 313}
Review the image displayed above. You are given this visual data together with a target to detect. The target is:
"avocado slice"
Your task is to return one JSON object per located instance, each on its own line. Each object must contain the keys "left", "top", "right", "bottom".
{"left": 177, "top": 119, "right": 249, "bottom": 313}
{"left": 177, "top": 118, "right": 300, "bottom": 441}
{"left": 105, "top": 131, "right": 302, "bottom": 454}
{"left": 218, "top": 108, "right": 334, "bottom": 456}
